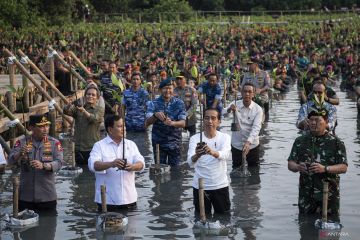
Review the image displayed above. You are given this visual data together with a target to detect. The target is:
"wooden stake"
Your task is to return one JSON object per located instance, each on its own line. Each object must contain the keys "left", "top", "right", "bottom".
{"left": 0, "top": 101, "right": 29, "bottom": 135}
{"left": 156, "top": 144, "right": 160, "bottom": 165}
{"left": 71, "top": 141, "right": 76, "bottom": 168}
{"left": 322, "top": 181, "right": 329, "bottom": 222}
{"left": 3, "top": 48, "right": 72, "bottom": 124}
{"left": 8, "top": 64, "right": 16, "bottom": 113}
{"left": 68, "top": 51, "right": 92, "bottom": 76}
{"left": 101, "top": 185, "right": 107, "bottom": 213}
{"left": 13, "top": 176, "right": 19, "bottom": 218}
{"left": 18, "top": 50, "right": 69, "bottom": 105}
{"left": 21, "top": 63, "right": 29, "bottom": 112}
{"left": 198, "top": 178, "right": 206, "bottom": 223}
{"left": 49, "top": 55, "right": 55, "bottom": 98}
{"left": 47, "top": 47, "right": 87, "bottom": 85}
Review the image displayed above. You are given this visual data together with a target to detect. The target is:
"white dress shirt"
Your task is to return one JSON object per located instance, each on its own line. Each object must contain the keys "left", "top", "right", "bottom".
{"left": 187, "top": 131, "right": 231, "bottom": 190}
{"left": 0, "top": 145, "right": 6, "bottom": 164}
{"left": 223, "top": 100, "right": 263, "bottom": 150}
{"left": 88, "top": 135, "right": 145, "bottom": 205}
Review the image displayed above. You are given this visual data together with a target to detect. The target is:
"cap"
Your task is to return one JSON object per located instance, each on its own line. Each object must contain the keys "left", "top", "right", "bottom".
{"left": 307, "top": 108, "right": 328, "bottom": 119}
{"left": 159, "top": 78, "right": 174, "bottom": 88}
{"left": 29, "top": 114, "right": 51, "bottom": 126}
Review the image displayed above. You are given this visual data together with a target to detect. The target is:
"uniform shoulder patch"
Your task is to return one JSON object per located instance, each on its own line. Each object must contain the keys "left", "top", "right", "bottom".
{"left": 55, "top": 141, "right": 63, "bottom": 152}
{"left": 14, "top": 140, "right": 21, "bottom": 148}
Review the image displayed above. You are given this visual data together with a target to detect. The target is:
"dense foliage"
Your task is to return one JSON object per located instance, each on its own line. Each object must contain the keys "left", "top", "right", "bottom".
{"left": 0, "top": 0, "right": 359, "bottom": 28}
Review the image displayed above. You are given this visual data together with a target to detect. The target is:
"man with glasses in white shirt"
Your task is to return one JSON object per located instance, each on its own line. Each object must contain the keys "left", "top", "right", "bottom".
{"left": 223, "top": 82, "right": 263, "bottom": 170}
{"left": 88, "top": 115, "right": 145, "bottom": 212}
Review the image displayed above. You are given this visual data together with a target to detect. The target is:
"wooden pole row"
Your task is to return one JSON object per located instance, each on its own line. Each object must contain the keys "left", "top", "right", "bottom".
{"left": 18, "top": 50, "right": 70, "bottom": 105}
{"left": 47, "top": 46, "right": 87, "bottom": 84}
{"left": 3, "top": 48, "right": 72, "bottom": 125}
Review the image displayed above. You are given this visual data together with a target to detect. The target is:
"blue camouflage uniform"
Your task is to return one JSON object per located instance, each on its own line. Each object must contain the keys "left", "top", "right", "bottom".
{"left": 146, "top": 96, "right": 186, "bottom": 166}
{"left": 198, "top": 81, "right": 223, "bottom": 114}
{"left": 122, "top": 87, "right": 149, "bottom": 131}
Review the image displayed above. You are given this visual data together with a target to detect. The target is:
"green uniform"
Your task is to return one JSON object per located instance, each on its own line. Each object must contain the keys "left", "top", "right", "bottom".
{"left": 288, "top": 132, "right": 347, "bottom": 215}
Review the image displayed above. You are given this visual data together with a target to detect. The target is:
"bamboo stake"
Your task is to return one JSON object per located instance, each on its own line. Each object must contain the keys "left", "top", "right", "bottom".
{"left": 18, "top": 50, "right": 69, "bottom": 105}
{"left": 3, "top": 48, "right": 72, "bottom": 124}
{"left": 69, "top": 51, "right": 92, "bottom": 76}
{"left": 46, "top": 47, "right": 87, "bottom": 84}
{"left": 156, "top": 144, "right": 160, "bottom": 165}
{"left": 0, "top": 101, "right": 29, "bottom": 135}
{"left": 101, "top": 185, "right": 107, "bottom": 213}
{"left": 21, "top": 63, "right": 29, "bottom": 112}
{"left": 49, "top": 55, "right": 55, "bottom": 97}
{"left": 13, "top": 176, "right": 19, "bottom": 218}
{"left": 7, "top": 64, "right": 16, "bottom": 112}
{"left": 198, "top": 178, "right": 206, "bottom": 223}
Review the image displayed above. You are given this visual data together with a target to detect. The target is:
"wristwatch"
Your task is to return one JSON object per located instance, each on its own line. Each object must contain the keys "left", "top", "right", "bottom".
{"left": 325, "top": 166, "right": 330, "bottom": 173}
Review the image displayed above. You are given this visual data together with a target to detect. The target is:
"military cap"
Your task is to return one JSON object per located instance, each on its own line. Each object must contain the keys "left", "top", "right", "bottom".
{"left": 29, "top": 114, "right": 51, "bottom": 126}
{"left": 307, "top": 108, "right": 328, "bottom": 119}
{"left": 159, "top": 78, "right": 175, "bottom": 88}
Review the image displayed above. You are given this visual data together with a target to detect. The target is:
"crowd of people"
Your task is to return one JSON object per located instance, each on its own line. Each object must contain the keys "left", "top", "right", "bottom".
{"left": 1, "top": 19, "right": 357, "bottom": 222}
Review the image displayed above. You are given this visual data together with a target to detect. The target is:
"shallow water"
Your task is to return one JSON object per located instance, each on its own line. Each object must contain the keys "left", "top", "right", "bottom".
{"left": 1, "top": 84, "right": 359, "bottom": 240}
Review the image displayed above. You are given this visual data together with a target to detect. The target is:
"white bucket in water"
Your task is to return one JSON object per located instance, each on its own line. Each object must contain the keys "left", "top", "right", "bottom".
{"left": 59, "top": 166, "right": 83, "bottom": 175}
{"left": 4, "top": 209, "right": 39, "bottom": 227}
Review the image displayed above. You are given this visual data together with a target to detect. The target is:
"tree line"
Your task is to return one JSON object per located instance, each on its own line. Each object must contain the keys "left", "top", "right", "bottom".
{"left": 0, "top": 0, "right": 358, "bottom": 28}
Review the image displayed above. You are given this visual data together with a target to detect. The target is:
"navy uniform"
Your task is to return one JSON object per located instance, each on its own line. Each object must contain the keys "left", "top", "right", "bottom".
{"left": 122, "top": 87, "right": 149, "bottom": 131}
{"left": 198, "top": 81, "right": 223, "bottom": 114}
{"left": 146, "top": 79, "right": 186, "bottom": 166}
{"left": 8, "top": 115, "right": 63, "bottom": 211}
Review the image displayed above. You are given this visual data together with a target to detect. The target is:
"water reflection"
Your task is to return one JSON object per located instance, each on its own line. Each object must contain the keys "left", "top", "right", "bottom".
{"left": 148, "top": 169, "right": 188, "bottom": 237}
{"left": 231, "top": 166, "right": 262, "bottom": 240}
{"left": 17, "top": 211, "right": 57, "bottom": 240}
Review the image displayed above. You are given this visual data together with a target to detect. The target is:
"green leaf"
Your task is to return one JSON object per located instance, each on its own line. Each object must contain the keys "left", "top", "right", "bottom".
{"left": 6, "top": 85, "right": 16, "bottom": 93}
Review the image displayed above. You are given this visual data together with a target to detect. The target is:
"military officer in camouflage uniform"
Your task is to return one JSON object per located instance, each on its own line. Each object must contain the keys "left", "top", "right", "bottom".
{"left": 8, "top": 114, "right": 63, "bottom": 211}
{"left": 145, "top": 78, "right": 186, "bottom": 166}
{"left": 288, "top": 109, "right": 347, "bottom": 215}
{"left": 241, "top": 62, "right": 270, "bottom": 115}
{"left": 122, "top": 72, "right": 149, "bottom": 131}
{"left": 198, "top": 73, "right": 223, "bottom": 117}
{"left": 174, "top": 73, "right": 197, "bottom": 136}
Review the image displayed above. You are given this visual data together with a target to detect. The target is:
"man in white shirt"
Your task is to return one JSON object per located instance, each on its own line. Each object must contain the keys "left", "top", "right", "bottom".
{"left": 88, "top": 115, "right": 145, "bottom": 212}
{"left": 187, "top": 108, "right": 231, "bottom": 216}
{"left": 223, "top": 82, "right": 263, "bottom": 169}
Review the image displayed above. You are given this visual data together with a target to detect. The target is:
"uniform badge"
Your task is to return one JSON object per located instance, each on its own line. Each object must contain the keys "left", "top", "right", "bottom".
{"left": 55, "top": 141, "right": 63, "bottom": 152}
{"left": 14, "top": 140, "right": 21, "bottom": 148}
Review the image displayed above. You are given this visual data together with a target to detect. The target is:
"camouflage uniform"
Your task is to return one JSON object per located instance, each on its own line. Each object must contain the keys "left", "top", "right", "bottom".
{"left": 174, "top": 85, "right": 197, "bottom": 135}
{"left": 99, "top": 72, "right": 123, "bottom": 113}
{"left": 146, "top": 96, "right": 186, "bottom": 166}
{"left": 241, "top": 70, "right": 270, "bottom": 104}
{"left": 288, "top": 132, "right": 347, "bottom": 215}
{"left": 198, "top": 81, "right": 223, "bottom": 114}
{"left": 122, "top": 87, "right": 149, "bottom": 131}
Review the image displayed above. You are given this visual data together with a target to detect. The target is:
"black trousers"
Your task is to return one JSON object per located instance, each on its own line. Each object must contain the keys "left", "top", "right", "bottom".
{"left": 75, "top": 150, "right": 91, "bottom": 165}
{"left": 19, "top": 200, "right": 57, "bottom": 213}
{"left": 232, "top": 144, "right": 260, "bottom": 169}
{"left": 193, "top": 186, "right": 230, "bottom": 215}
{"left": 97, "top": 202, "right": 137, "bottom": 213}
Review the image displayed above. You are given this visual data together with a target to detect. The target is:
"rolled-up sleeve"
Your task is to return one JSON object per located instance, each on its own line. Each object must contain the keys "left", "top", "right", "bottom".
{"left": 88, "top": 142, "right": 102, "bottom": 173}
{"left": 130, "top": 141, "right": 145, "bottom": 171}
